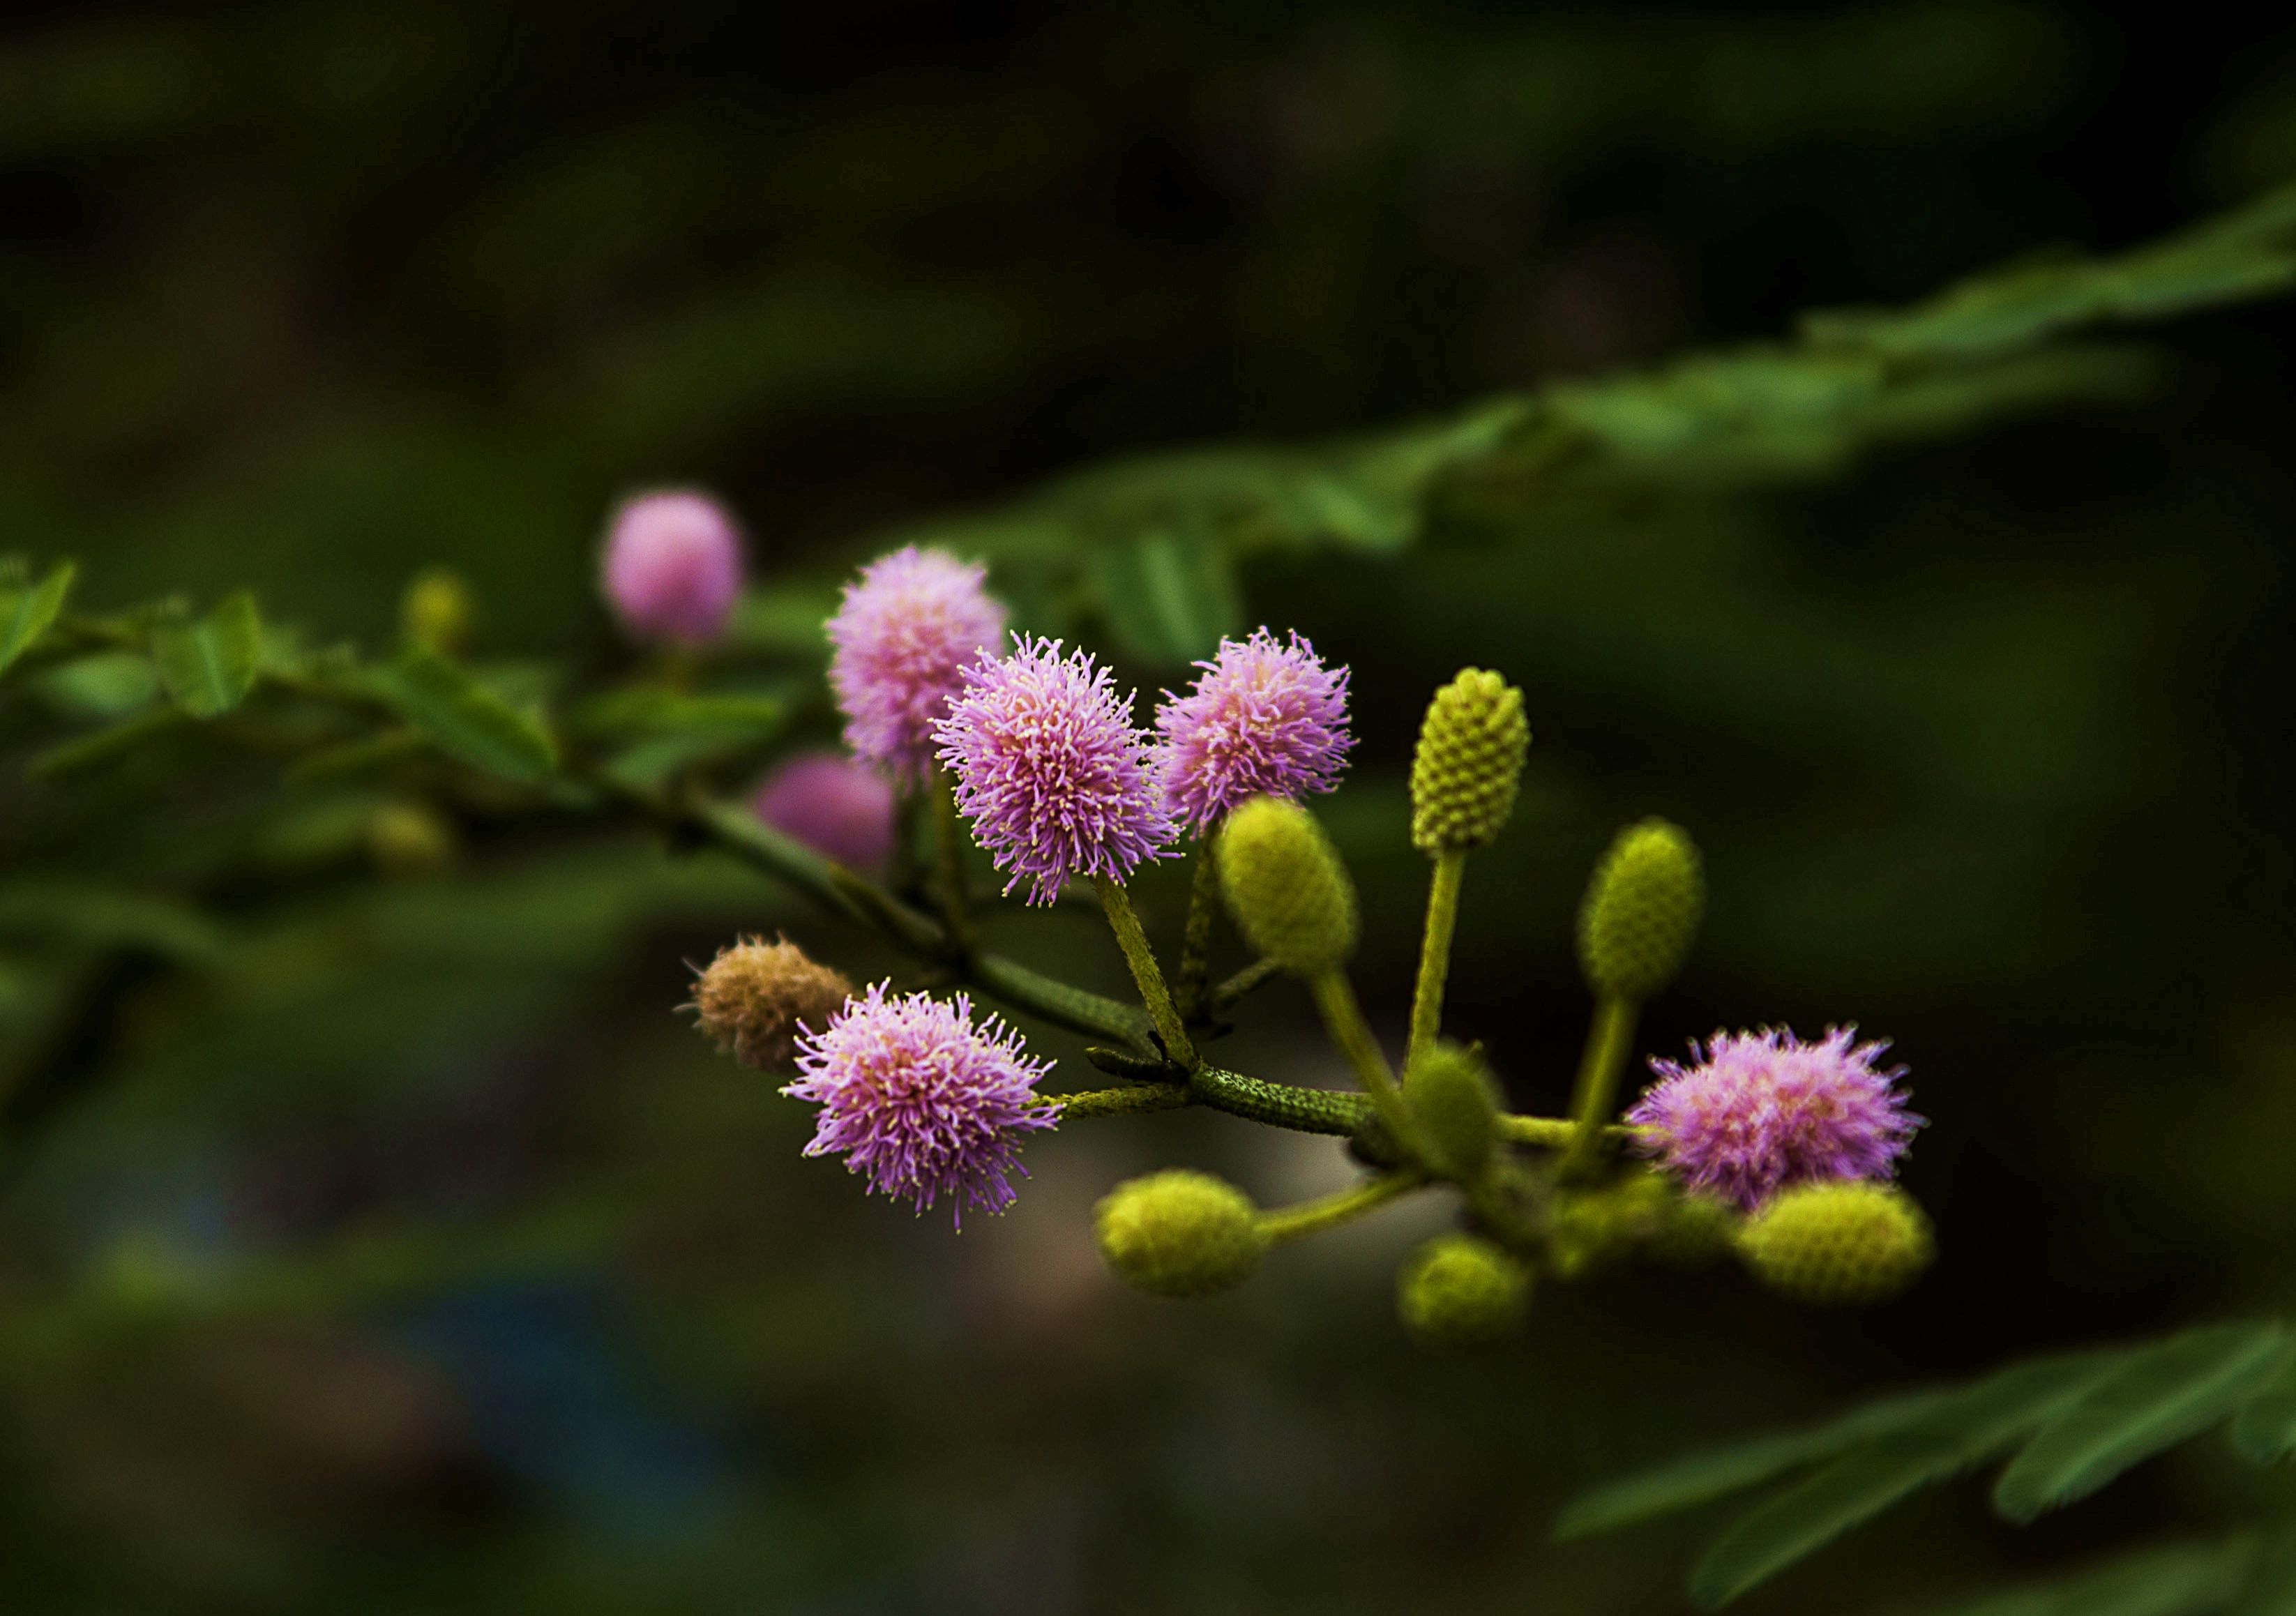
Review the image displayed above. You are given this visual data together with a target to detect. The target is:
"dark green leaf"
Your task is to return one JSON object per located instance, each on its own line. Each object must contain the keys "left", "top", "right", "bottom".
{"left": 1686, "top": 1353, "right": 2118, "bottom": 1606}
{"left": 34, "top": 651, "right": 159, "bottom": 719}
{"left": 0, "top": 881, "right": 226, "bottom": 962}
{"left": 149, "top": 591, "right": 263, "bottom": 718}
{"left": 1994, "top": 1325, "right": 2292, "bottom": 1523}
{"left": 0, "top": 560, "right": 76, "bottom": 677}
{"left": 1089, "top": 527, "right": 1241, "bottom": 666}
{"left": 2232, "top": 1524, "right": 2296, "bottom": 1616}
{"left": 368, "top": 646, "right": 559, "bottom": 782}
{"left": 1908, "top": 1537, "right": 2253, "bottom": 1616}
{"left": 2234, "top": 1356, "right": 2296, "bottom": 1467}
{"left": 29, "top": 707, "right": 186, "bottom": 777}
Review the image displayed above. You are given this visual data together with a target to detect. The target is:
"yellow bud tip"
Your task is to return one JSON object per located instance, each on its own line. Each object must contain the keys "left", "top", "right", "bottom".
{"left": 1410, "top": 668, "right": 1530, "bottom": 853}
{"left": 1094, "top": 1170, "right": 1266, "bottom": 1298}
{"left": 1216, "top": 796, "right": 1359, "bottom": 978}
{"left": 1398, "top": 1233, "right": 1530, "bottom": 1347}
{"left": 402, "top": 567, "right": 476, "bottom": 656}
{"left": 1577, "top": 817, "right": 1703, "bottom": 1000}
{"left": 1738, "top": 1181, "right": 1933, "bottom": 1306}
{"left": 691, "top": 935, "right": 853, "bottom": 1071}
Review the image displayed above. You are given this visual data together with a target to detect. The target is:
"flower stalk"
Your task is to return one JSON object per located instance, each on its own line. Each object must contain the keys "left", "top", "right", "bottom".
{"left": 1094, "top": 874, "right": 1196, "bottom": 1068}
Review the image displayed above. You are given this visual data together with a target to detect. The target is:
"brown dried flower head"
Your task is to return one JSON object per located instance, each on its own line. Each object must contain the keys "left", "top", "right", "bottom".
{"left": 691, "top": 936, "right": 852, "bottom": 1071}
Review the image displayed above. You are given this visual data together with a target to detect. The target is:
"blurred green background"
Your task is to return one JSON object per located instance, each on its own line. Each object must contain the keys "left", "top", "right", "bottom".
{"left": 4, "top": 1, "right": 2296, "bottom": 1610}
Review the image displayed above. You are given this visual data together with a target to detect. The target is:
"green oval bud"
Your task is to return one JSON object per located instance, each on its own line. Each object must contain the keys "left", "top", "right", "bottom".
{"left": 1403, "top": 1042, "right": 1500, "bottom": 1181}
{"left": 1650, "top": 1188, "right": 1742, "bottom": 1267}
{"left": 1738, "top": 1181, "right": 1933, "bottom": 1306}
{"left": 1094, "top": 1170, "right": 1267, "bottom": 1299}
{"left": 367, "top": 801, "right": 459, "bottom": 876}
{"left": 1217, "top": 796, "right": 1358, "bottom": 977}
{"left": 402, "top": 567, "right": 475, "bottom": 656}
{"left": 1576, "top": 817, "right": 1703, "bottom": 999}
{"left": 1397, "top": 1233, "right": 1530, "bottom": 1347}
{"left": 1410, "top": 669, "right": 1530, "bottom": 853}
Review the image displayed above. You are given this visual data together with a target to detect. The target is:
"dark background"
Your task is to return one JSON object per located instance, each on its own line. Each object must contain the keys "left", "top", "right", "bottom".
{"left": 2, "top": 1, "right": 2295, "bottom": 1610}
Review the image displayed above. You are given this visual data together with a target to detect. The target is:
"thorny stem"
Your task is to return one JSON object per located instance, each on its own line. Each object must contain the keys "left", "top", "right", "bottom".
{"left": 1407, "top": 848, "right": 1467, "bottom": 1068}
{"left": 1259, "top": 1172, "right": 1426, "bottom": 1245}
{"left": 929, "top": 766, "right": 976, "bottom": 959}
{"left": 1054, "top": 1085, "right": 1191, "bottom": 1118}
{"left": 1560, "top": 994, "right": 1641, "bottom": 1180}
{"left": 1093, "top": 875, "right": 1198, "bottom": 1069}
{"left": 1175, "top": 845, "right": 1220, "bottom": 1021}
{"left": 1308, "top": 970, "right": 1423, "bottom": 1163}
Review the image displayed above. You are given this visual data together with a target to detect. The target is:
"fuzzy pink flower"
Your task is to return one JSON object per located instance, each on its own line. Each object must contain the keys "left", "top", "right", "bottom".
{"left": 826, "top": 547, "right": 1006, "bottom": 785}
{"left": 1629, "top": 1026, "right": 1924, "bottom": 1211}
{"left": 752, "top": 750, "right": 897, "bottom": 868}
{"left": 601, "top": 490, "right": 745, "bottom": 644}
{"left": 932, "top": 635, "right": 1177, "bottom": 903}
{"left": 1154, "top": 628, "right": 1352, "bottom": 833}
{"left": 786, "top": 983, "right": 1056, "bottom": 1224}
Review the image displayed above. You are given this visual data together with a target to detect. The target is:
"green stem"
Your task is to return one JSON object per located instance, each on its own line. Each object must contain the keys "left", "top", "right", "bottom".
{"left": 1407, "top": 848, "right": 1467, "bottom": 1068}
{"left": 930, "top": 767, "right": 976, "bottom": 959}
{"left": 1308, "top": 970, "right": 1421, "bottom": 1162}
{"left": 1093, "top": 875, "right": 1197, "bottom": 1068}
{"left": 1190, "top": 1066, "right": 1369, "bottom": 1135}
{"left": 1258, "top": 1172, "right": 1426, "bottom": 1246}
{"left": 1208, "top": 956, "right": 1281, "bottom": 1014}
{"left": 1055, "top": 1084, "right": 1191, "bottom": 1118}
{"left": 1559, "top": 995, "right": 1640, "bottom": 1179}
{"left": 1175, "top": 845, "right": 1220, "bottom": 1020}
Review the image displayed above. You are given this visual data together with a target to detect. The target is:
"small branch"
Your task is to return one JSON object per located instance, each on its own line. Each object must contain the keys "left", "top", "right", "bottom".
{"left": 1259, "top": 1172, "right": 1426, "bottom": 1246}
{"left": 1407, "top": 848, "right": 1467, "bottom": 1068}
{"left": 1175, "top": 845, "right": 1219, "bottom": 1020}
{"left": 1309, "top": 969, "right": 1423, "bottom": 1162}
{"left": 1207, "top": 956, "right": 1281, "bottom": 1014}
{"left": 1053, "top": 1084, "right": 1191, "bottom": 1119}
{"left": 1191, "top": 1066, "right": 1370, "bottom": 1135}
{"left": 1093, "top": 875, "right": 1196, "bottom": 1068}
{"left": 1559, "top": 995, "right": 1640, "bottom": 1179}
{"left": 929, "top": 766, "right": 977, "bottom": 959}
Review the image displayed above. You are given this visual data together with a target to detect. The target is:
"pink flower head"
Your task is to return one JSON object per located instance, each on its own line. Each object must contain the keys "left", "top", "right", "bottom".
{"left": 601, "top": 490, "right": 745, "bottom": 644}
{"left": 826, "top": 547, "right": 1006, "bottom": 785}
{"left": 1154, "top": 628, "right": 1352, "bottom": 833}
{"left": 1628, "top": 1027, "right": 1924, "bottom": 1211}
{"left": 933, "top": 635, "right": 1177, "bottom": 904}
{"left": 752, "top": 749, "right": 897, "bottom": 868}
{"left": 786, "top": 982, "right": 1056, "bottom": 1224}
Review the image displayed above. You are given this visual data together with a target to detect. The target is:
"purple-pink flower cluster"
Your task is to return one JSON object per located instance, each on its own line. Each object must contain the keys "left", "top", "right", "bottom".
{"left": 787, "top": 983, "right": 1056, "bottom": 1225}
{"left": 933, "top": 635, "right": 1177, "bottom": 903}
{"left": 826, "top": 547, "right": 1006, "bottom": 785}
{"left": 601, "top": 490, "right": 746, "bottom": 644}
{"left": 752, "top": 749, "right": 897, "bottom": 869}
{"left": 1154, "top": 628, "right": 1352, "bottom": 833}
{"left": 1628, "top": 1026, "right": 1924, "bottom": 1211}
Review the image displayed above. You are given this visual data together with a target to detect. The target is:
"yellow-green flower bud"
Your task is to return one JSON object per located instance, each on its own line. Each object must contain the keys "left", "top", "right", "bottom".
{"left": 367, "top": 801, "right": 458, "bottom": 876}
{"left": 1094, "top": 1170, "right": 1267, "bottom": 1298}
{"left": 1651, "top": 1189, "right": 1742, "bottom": 1267}
{"left": 1397, "top": 1233, "right": 1529, "bottom": 1347}
{"left": 1738, "top": 1181, "right": 1933, "bottom": 1306}
{"left": 1403, "top": 1042, "right": 1500, "bottom": 1181}
{"left": 692, "top": 935, "right": 853, "bottom": 1071}
{"left": 402, "top": 567, "right": 475, "bottom": 656}
{"left": 1576, "top": 817, "right": 1703, "bottom": 999}
{"left": 1410, "top": 669, "right": 1529, "bottom": 853}
{"left": 1217, "top": 796, "right": 1358, "bottom": 977}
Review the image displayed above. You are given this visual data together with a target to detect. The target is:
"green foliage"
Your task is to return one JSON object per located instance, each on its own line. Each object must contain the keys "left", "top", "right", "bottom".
{"left": 365, "top": 645, "right": 559, "bottom": 782}
{"left": 147, "top": 591, "right": 262, "bottom": 718}
{"left": 0, "top": 561, "right": 74, "bottom": 677}
{"left": 1564, "top": 1325, "right": 2296, "bottom": 1608}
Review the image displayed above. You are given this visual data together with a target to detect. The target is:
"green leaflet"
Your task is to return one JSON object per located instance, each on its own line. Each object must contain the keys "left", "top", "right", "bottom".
{"left": 0, "top": 880, "right": 227, "bottom": 962}
{"left": 2233, "top": 1354, "right": 2296, "bottom": 1466}
{"left": 368, "top": 646, "right": 559, "bottom": 783}
{"left": 0, "top": 560, "right": 75, "bottom": 677}
{"left": 1993, "top": 1324, "right": 2293, "bottom": 1523}
{"left": 149, "top": 591, "right": 263, "bottom": 718}
{"left": 30, "top": 706, "right": 186, "bottom": 778}
{"left": 1907, "top": 1538, "right": 2255, "bottom": 1616}
{"left": 1686, "top": 1354, "right": 2119, "bottom": 1608}
{"left": 1089, "top": 527, "right": 1242, "bottom": 666}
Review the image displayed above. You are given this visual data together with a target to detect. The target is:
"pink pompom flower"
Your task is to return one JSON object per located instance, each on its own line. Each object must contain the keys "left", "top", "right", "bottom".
{"left": 1153, "top": 628, "right": 1352, "bottom": 833}
{"left": 601, "top": 490, "right": 746, "bottom": 644}
{"left": 932, "top": 635, "right": 1177, "bottom": 904}
{"left": 752, "top": 750, "right": 898, "bottom": 868}
{"left": 1628, "top": 1026, "right": 1924, "bottom": 1211}
{"left": 786, "top": 982, "right": 1057, "bottom": 1224}
{"left": 826, "top": 547, "right": 1006, "bottom": 785}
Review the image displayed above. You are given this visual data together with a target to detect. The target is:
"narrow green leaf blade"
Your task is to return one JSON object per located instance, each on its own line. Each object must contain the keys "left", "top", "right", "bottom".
{"left": 1993, "top": 1325, "right": 2293, "bottom": 1523}
{"left": 1687, "top": 1352, "right": 2121, "bottom": 1607}
{"left": 1089, "top": 527, "right": 1241, "bottom": 666}
{"left": 2232, "top": 1523, "right": 2296, "bottom": 1616}
{"left": 150, "top": 592, "right": 263, "bottom": 718}
{"left": 0, "top": 561, "right": 76, "bottom": 677}
{"left": 370, "top": 647, "right": 559, "bottom": 783}
{"left": 1555, "top": 1386, "right": 1961, "bottom": 1539}
{"left": 2232, "top": 1354, "right": 2296, "bottom": 1466}
{"left": 1908, "top": 1536, "right": 2253, "bottom": 1616}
